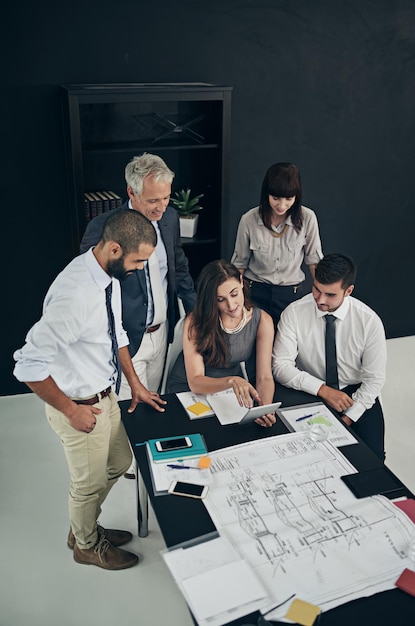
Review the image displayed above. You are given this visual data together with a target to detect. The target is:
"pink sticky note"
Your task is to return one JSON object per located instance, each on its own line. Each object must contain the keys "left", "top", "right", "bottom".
{"left": 395, "top": 568, "right": 415, "bottom": 597}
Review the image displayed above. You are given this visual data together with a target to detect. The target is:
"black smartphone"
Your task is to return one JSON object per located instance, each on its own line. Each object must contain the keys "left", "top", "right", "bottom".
{"left": 168, "top": 481, "right": 209, "bottom": 499}
{"left": 340, "top": 467, "right": 404, "bottom": 499}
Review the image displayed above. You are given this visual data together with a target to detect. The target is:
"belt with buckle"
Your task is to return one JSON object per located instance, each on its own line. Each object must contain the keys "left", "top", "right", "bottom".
{"left": 73, "top": 387, "right": 112, "bottom": 406}
{"left": 249, "top": 280, "right": 303, "bottom": 293}
{"left": 145, "top": 324, "right": 161, "bottom": 334}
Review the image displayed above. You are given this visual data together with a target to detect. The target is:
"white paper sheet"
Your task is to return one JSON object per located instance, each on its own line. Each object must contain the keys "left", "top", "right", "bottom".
{"left": 147, "top": 447, "right": 212, "bottom": 494}
{"left": 176, "top": 391, "right": 215, "bottom": 419}
{"left": 202, "top": 433, "right": 415, "bottom": 620}
{"left": 277, "top": 401, "right": 357, "bottom": 446}
{"left": 206, "top": 388, "right": 250, "bottom": 424}
{"left": 162, "top": 534, "right": 268, "bottom": 626}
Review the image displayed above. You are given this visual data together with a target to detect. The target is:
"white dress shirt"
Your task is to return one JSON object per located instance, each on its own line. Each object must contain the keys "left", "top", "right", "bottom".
{"left": 145, "top": 220, "right": 168, "bottom": 326}
{"left": 272, "top": 293, "right": 386, "bottom": 421}
{"left": 127, "top": 200, "right": 167, "bottom": 327}
{"left": 13, "top": 248, "right": 128, "bottom": 398}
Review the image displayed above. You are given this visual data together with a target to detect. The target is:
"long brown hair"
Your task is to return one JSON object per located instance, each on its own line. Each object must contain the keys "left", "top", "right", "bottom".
{"left": 189, "top": 260, "right": 251, "bottom": 367}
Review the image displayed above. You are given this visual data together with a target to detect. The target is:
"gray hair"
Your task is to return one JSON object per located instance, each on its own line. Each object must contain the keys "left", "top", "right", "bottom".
{"left": 125, "top": 153, "right": 175, "bottom": 196}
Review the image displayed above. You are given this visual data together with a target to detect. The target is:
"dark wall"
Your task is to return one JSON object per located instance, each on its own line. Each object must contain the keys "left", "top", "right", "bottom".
{"left": 3, "top": 0, "right": 415, "bottom": 395}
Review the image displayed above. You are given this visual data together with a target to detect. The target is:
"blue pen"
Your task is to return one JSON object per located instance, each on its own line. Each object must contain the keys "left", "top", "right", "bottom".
{"left": 295, "top": 412, "right": 318, "bottom": 422}
{"left": 167, "top": 464, "right": 193, "bottom": 470}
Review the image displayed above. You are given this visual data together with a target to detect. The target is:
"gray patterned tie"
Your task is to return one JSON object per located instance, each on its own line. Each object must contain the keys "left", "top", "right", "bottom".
{"left": 105, "top": 282, "right": 122, "bottom": 394}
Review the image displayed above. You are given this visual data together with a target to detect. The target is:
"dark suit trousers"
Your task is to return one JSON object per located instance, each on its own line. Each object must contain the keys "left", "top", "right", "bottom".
{"left": 343, "top": 384, "right": 385, "bottom": 462}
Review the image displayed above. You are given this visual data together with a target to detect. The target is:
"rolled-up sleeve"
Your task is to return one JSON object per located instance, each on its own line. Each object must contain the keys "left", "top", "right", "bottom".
{"left": 13, "top": 294, "right": 82, "bottom": 382}
{"left": 231, "top": 211, "right": 252, "bottom": 269}
{"left": 302, "top": 208, "right": 323, "bottom": 266}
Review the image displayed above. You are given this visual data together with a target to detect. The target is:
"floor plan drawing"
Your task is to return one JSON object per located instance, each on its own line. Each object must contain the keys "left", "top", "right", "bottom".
{"left": 203, "top": 434, "right": 415, "bottom": 618}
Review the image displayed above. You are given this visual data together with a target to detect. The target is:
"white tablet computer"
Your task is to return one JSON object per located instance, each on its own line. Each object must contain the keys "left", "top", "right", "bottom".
{"left": 238, "top": 402, "right": 282, "bottom": 425}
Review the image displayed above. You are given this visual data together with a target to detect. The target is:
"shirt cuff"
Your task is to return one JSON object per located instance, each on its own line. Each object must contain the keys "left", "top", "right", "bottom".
{"left": 343, "top": 401, "right": 365, "bottom": 422}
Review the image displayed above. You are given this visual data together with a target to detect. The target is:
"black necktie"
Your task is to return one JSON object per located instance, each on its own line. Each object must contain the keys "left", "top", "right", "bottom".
{"left": 105, "top": 282, "right": 122, "bottom": 395}
{"left": 324, "top": 314, "right": 339, "bottom": 389}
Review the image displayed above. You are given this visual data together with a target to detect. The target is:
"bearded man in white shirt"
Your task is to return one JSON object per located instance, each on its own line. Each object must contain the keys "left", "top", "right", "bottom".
{"left": 272, "top": 253, "right": 387, "bottom": 460}
{"left": 14, "top": 210, "right": 166, "bottom": 570}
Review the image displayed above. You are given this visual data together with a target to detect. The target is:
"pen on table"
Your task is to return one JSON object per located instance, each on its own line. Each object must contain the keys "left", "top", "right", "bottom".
{"left": 295, "top": 412, "right": 318, "bottom": 422}
{"left": 167, "top": 464, "right": 194, "bottom": 470}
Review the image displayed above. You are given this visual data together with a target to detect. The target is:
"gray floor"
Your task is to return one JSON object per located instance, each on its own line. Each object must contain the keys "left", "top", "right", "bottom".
{"left": 1, "top": 336, "right": 414, "bottom": 626}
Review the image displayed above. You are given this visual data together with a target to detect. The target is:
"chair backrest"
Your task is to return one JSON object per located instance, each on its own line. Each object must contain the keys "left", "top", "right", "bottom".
{"left": 159, "top": 315, "right": 185, "bottom": 394}
{"left": 239, "top": 361, "right": 249, "bottom": 381}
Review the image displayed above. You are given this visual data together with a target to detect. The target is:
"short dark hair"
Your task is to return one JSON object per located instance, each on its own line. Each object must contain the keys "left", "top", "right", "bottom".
{"left": 315, "top": 254, "right": 357, "bottom": 289}
{"left": 259, "top": 162, "right": 303, "bottom": 232}
{"left": 101, "top": 209, "right": 157, "bottom": 253}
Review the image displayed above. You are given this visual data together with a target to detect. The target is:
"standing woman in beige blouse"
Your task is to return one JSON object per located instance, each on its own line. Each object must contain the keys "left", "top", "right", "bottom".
{"left": 231, "top": 162, "right": 323, "bottom": 328}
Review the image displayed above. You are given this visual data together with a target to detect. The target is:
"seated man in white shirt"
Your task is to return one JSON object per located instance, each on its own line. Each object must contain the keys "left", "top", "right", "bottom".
{"left": 272, "top": 253, "right": 387, "bottom": 460}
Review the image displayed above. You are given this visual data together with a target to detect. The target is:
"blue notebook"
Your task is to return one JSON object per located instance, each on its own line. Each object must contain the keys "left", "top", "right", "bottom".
{"left": 147, "top": 433, "right": 207, "bottom": 463}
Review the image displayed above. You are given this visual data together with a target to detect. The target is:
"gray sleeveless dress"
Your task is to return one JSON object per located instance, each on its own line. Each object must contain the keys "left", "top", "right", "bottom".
{"left": 166, "top": 307, "right": 261, "bottom": 393}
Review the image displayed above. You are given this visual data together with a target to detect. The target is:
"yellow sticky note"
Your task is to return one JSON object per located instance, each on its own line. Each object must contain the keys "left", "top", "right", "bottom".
{"left": 198, "top": 456, "right": 211, "bottom": 469}
{"left": 188, "top": 402, "right": 212, "bottom": 416}
{"left": 285, "top": 598, "right": 321, "bottom": 626}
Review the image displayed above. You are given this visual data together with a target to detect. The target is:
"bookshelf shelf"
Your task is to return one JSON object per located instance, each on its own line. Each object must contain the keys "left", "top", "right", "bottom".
{"left": 82, "top": 142, "right": 221, "bottom": 154}
{"left": 61, "top": 82, "right": 232, "bottom": 279}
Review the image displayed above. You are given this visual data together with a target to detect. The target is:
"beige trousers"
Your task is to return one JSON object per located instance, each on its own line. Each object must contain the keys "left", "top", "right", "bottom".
{"left": 45, "top": 392, "right": 131, "bottom": 549}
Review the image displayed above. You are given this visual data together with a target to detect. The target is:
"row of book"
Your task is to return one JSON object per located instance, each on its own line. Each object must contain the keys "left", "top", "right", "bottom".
{"left": 84, "top": 190, "right": 123, "bottom": 220}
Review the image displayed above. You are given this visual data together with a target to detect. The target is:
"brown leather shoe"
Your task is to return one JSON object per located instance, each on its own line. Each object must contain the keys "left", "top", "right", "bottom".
{"left": 67, "top": 525, "right": 133, "bottom": 550}
{"left": 73, "top": 536, "right": 139, "bottom": 570}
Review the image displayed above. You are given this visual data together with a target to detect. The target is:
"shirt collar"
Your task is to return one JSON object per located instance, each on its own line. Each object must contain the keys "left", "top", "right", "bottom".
{"left": 83, "top": 247, "right": 112, "bottom": 291}
{"left": 315, "top": 295, "right": 351, "bottom": 320}
{"left": 256, "top": 207, "right": 293, "bottom": 228}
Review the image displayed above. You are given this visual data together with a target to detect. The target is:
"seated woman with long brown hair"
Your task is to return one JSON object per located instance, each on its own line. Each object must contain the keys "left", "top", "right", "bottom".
{"left": 166, "top": 259, "right": 276, "bottom": 427}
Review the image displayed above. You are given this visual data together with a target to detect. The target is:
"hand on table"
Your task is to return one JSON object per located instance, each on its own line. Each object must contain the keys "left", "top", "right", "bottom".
{"left": 317, "top": 384, "right": 353, "bottom": 414}
{"left": 127, "top": 384, "right": 167, "bottom": 413}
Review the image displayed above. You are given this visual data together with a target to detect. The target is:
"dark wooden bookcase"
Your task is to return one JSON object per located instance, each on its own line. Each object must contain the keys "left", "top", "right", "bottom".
{"left": 61, "top": 83, "right": 232, "bottom": 278}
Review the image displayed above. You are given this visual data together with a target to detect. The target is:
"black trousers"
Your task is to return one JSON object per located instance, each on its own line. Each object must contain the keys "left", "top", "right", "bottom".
{"left": 248, "top": 280, "right": 304, "bottom": 328}
{"left": 342, "top": 384, "right": 385, "bottom": 462}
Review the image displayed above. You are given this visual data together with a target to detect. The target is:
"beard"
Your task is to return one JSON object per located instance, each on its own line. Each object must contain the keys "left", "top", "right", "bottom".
{"left": 107, "top": 256, "right": 134, "bottom": 281}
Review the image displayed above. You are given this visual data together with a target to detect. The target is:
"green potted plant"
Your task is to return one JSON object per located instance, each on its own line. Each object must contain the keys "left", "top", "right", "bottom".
{"left": 171, "top": 188, "right": 204, "bottom": 238}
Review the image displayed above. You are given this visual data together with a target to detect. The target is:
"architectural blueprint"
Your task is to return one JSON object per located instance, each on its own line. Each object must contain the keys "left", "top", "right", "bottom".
{"left": 203, "top": 433, "right": 415, "bottom": 619}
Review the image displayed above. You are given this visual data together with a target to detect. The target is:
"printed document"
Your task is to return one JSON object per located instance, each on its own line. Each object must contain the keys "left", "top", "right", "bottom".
{"left": 202, "top": 433, "right": 415, "bottom": 619}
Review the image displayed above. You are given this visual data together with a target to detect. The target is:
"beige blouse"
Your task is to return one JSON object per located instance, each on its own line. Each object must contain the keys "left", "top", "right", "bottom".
{"left": 231, "top": 205, "right": 323, "bottom": 286}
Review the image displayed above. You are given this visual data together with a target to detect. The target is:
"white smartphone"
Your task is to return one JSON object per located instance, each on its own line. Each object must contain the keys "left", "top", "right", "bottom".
{"left": 155, "top": 436, "right": 192, "bottom": 452}
{"left": 168, "top": 480, "right": 209, "bottom": 499}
